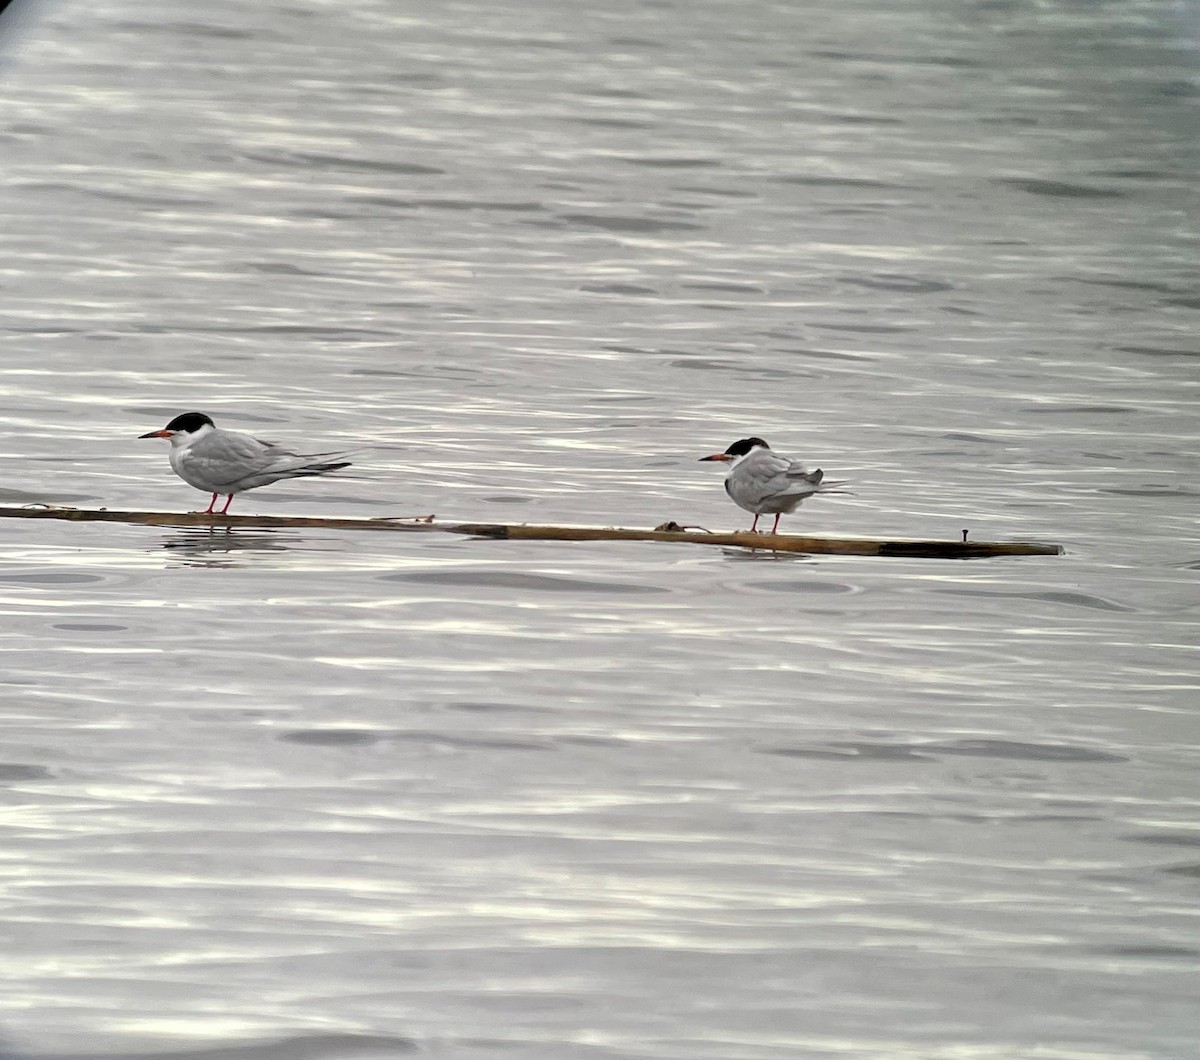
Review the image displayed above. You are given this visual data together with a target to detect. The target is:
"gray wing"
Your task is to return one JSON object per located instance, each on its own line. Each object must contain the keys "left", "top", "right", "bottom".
{"left": 175, "top": 428, "right": 357, "bottom": 492}
{"left": 180, "top": 431, "right": 272, "bottom": 485}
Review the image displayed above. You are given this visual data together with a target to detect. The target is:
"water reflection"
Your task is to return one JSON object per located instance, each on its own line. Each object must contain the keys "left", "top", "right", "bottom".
{"left": 157, "top": 528, "right": 295, "bottom": 568}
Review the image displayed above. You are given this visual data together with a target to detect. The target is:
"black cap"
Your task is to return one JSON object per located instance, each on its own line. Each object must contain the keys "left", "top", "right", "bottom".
{"left": 163, "top": 412, "right": 215, "bottom": 433}
{"left": 724, "top": 437, "right": 769, "bottom": 457}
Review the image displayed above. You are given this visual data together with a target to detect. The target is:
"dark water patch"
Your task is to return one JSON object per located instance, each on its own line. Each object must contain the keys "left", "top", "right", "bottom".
{"left": 1160, "top": 295, "right": 1200, "bottom": 310}
{"left": 561, "top": 734, "right": 630, "bottom": 749}
{"left": 482, "top": 494, "right": 532, "bottom": 504}
{"left": 866, "top": 809, "right": 1099, "bottom": 824}
{"left": 775, "top": 175, "right": 907, "bottom": 189}
{"left": 669, "top": 357, "right": 739, "bottom": 371}
{"left": 567, "top": 116, "right": 656, "bottom": 130}
{"left": 1151, "top": 80, "right": 1200, "bottom": 99}
{"left": 466, "top": 33, "right": 578, "bottom": 50}
{"left": 808, "top": 49, "right": 980, "bottom": 69}
{"left": 243, "top": 150, "right": 443, "bottom": 176}
{"left": 128, "top": 323, "right": 395, "bottom": 340}
{"left": 52, "top": 623, "right": 128, "bottom": 632}
{"left": 934, "top": 588, "right": 1134, "bottom": 612}
{"left": 1076, "top": 278, "right": 1179, "bottom": 295}
{"left": 560, "top": 213, "right": 704, "bottom": 233}
{"left": 280, "top": 729, "right": 382, "bottom": 747}
{"left": 998, "top": 178, "right": 1125, "bottom": 199}
{"left": 233, "top": 324, "right": 395, "bottom": 339}
{"left": 0, "top": 763, "right": 52, "bottom": 782}
{"left": 244, "top": 262, "right": 324, "bottom": 276}
{"left": 606, "top": 35, "right": 665, "bottom": 49}
{"left": 575, "top": 86, "right": 651, "bottom": 100}
{"left": 17, "top": 182, "right": 207, "bottom": 208}
{"left": 384, "top": 570, "right": 665, "bottom": 594}
{"left": 391, "top": 731, "right": 547, "bottom": 753}
{"left": 1122, "top": 832, "right": 1200, "bottom": 849}
{"left": 785, "top": 56, "right": 882, "bottom": 75}
{"left": 447, "top": 701, "right": 547, "bottom": 715}
{"left": 355, "top": 196, "right": 544, "bottom": 212}
{"left": 386, "top": 72, "right": 443, "bottom": 86}
{"left": 1090, "top": 944, "right": 1200, "bottom": 959}
{"left": 745, "top": 579, "right": 856, "bottom": 594}
{"left": 771, "top": 346, "right": 875, "bottom": 362}
{"left": 942, "top": 432, "right": 1003, "bottom": 443}
{"left": 105, "top": 1032, "right": 418, "bottom": 1059}
{"left": 1101, "top": 487, "right": 1199, "bottom": 498}
{"left": 1093, "top": 168, "right": 1176, "bottom": 179}
{"left": 902, "top": 52, "right": 982, "bottom": 68}
{"left": 731, "top": 365, "right": 811, "bottom": 379}
{"left": 291, "top": 208, "right": 357, "bottom": 220}
{"left": 671, "top": 184, "right": 760, "bottom": 199}
{"left": 1161, "top": 863, "right": 1200, "bottom": 879}
{"left": 830, "top": 114, "right": 903, "bottom": 126}
{"left": 115, "top": 19, "right": 265, "bottom": 39}
{"left": 581, "top": 283, "right": 660, "bottom": 295}
{"left": 602, "top": 344, "right": 698, "bottom": 356}
{"left": 810, "top": 321, "right": 910, "bottom": 334}
{"left": 929, "top": 739, "right": 1126, "bottom": 763}
{"left": 1023, "top": 405, "right": 1138, "bottom": 415}
{"left": 764, "top": 739, "right": 1125, "bottom": 764}
{"left": 761, "top": 742, "right": 935, "bottom": 762}
{"left": 612, "top": 156, "right": 720, "bottom": 168}
{"left": 682, "top": 282, "right": 765, "bottom": 294}
{"left": 0, "top": 572, "right": 104, "bottom": 585}
{"left": 1016, "top": 813, "right": 1103, "bottom": 824}
{"left": 823, "top": 205, "right": 905, "bottom": 217}
{"left": 1116, "top": 345, "right": 1197, "bottom": 358}
{"left": 840, "top": 273, "right": 954, "bottom": 294}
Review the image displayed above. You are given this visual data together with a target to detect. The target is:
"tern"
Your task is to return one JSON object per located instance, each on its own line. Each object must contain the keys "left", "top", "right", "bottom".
{"left": 139, "top": 411, "right": 356, "bottom": 514}
{"left": 699, "top": 436, "right": 845, "bottom": 533}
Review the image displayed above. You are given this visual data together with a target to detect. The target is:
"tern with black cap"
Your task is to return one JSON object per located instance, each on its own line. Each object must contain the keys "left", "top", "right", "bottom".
{"left": 699, "top": 436, "right": 846, "bottom": 533}
{"left": 139, "top": 412, "right": 356, "bottom": 514}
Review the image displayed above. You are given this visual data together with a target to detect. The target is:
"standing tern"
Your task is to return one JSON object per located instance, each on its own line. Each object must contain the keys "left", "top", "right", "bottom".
{"left": 699, "top": 436, "right": 845, "bottom": 533}
{"left": 139, "top": 411, "right": 356, "bottom": 514}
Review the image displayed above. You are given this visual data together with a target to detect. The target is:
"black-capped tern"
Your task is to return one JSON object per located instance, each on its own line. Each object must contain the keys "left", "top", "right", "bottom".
{"left": 699, "top": 436, "right": 845, "bottom": 533}
{"left": 139, "top": 411, "right": 355, "bottom": 514}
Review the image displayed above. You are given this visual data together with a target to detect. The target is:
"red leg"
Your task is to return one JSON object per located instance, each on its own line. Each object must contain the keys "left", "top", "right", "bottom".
{"left": 771, "top": 514, "right": 781, "bottom": 534}
{"left": 749, "top": 514, "right": 760, "bottom": 533}
{"left": 202, "top": 493, "right": 218, "bottom": 514}
{"left": 219, "top": 494, "right": 234, "bottom": 515}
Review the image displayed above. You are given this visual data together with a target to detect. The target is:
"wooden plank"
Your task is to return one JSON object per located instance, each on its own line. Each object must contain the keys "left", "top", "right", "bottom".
{"left": 0, "top": 506, "right": 439, "bottom": 533}
{"left": 451, "top": 523, "right": 1063, "bottom": 557}
{"left": 0, "top": 506, "right": 1063, "bottom": 558}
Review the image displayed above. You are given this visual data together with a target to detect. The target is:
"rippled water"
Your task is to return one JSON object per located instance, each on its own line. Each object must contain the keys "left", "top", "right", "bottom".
{"left": 1, "top": 0, "right": 1198, "bottom": 1057}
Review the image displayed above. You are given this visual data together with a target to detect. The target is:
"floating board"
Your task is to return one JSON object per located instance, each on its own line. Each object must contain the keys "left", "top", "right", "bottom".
{"left": 0, "top": 506, "right": 1063, "bottom": 559}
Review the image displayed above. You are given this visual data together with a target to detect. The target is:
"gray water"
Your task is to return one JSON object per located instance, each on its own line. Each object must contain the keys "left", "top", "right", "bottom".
{"left": 1, "top": 0, "right": 1198, "bottom": 1057}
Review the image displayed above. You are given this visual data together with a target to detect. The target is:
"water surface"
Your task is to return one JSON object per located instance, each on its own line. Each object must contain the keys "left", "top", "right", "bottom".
{"left": 0, "top": 1, "right": 1198, "bottom": 1057}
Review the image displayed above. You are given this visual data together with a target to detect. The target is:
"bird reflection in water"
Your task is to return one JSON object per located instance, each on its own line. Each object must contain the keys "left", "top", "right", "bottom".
{"left": 157, "top": 527, "right": 298, "bottom": 568}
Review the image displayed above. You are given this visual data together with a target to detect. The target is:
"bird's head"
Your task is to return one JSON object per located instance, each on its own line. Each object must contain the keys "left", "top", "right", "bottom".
{"left": 139, "top": 412, "right": 216, "bottom": 445}
{"left": 699, "top": 437, "right": 770, "bottom": 463}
